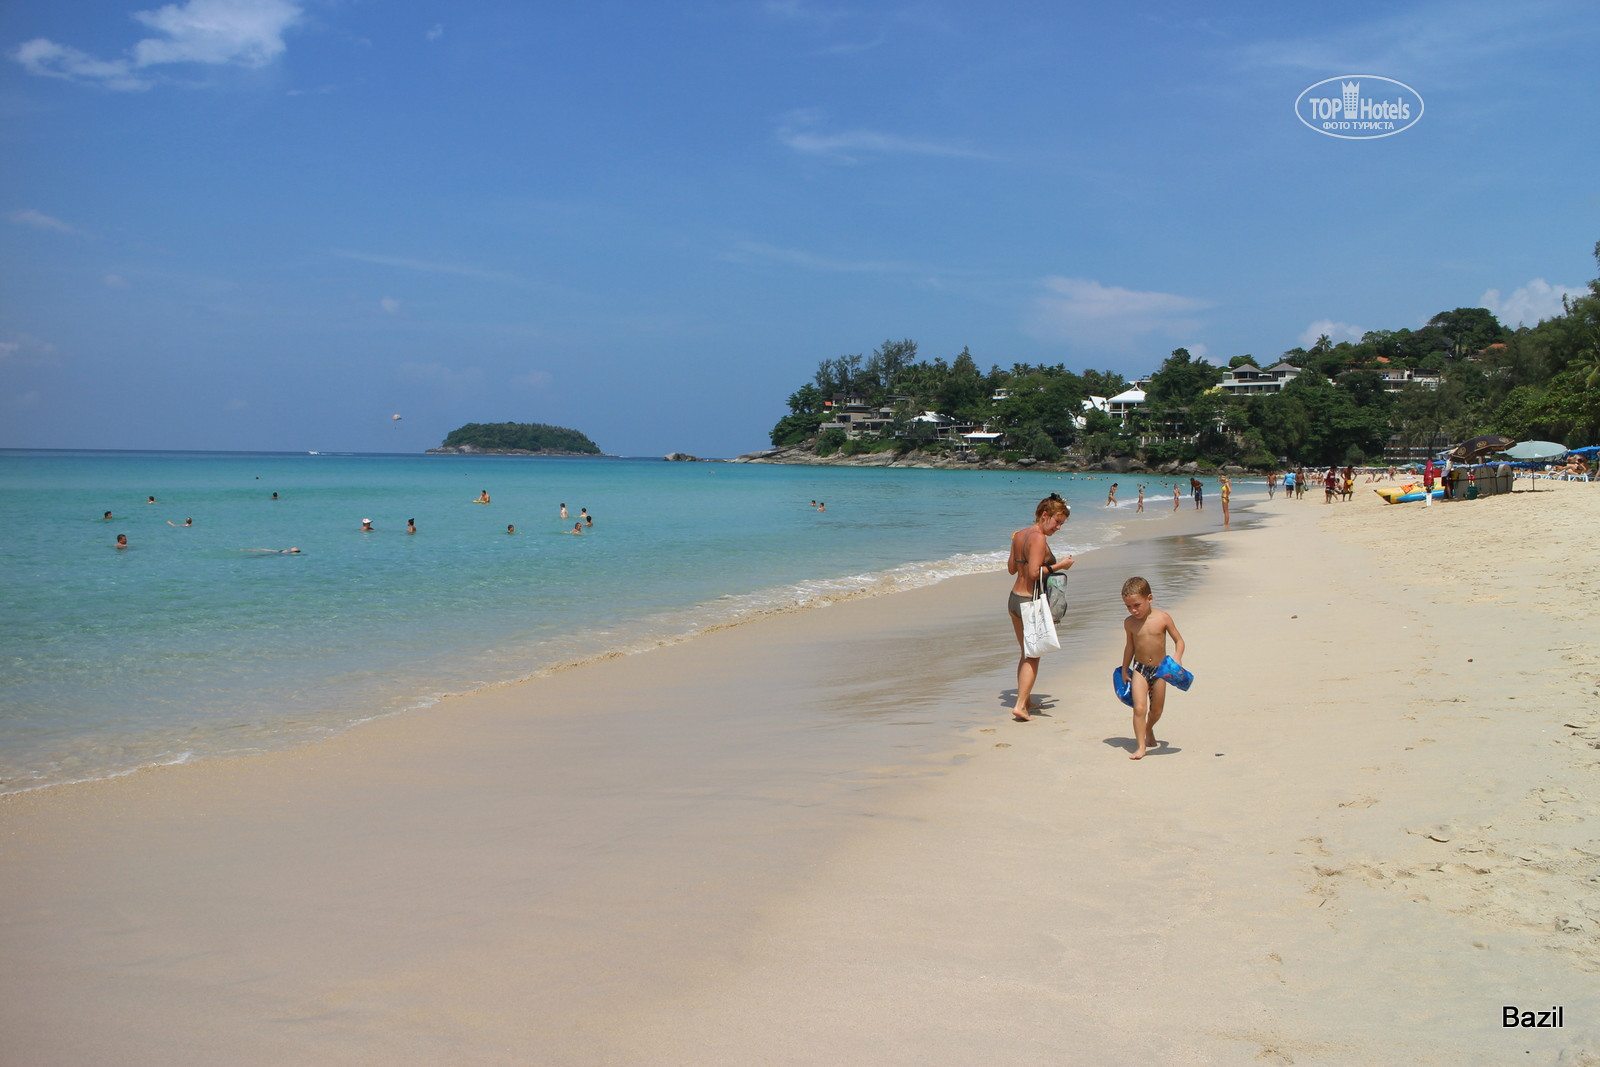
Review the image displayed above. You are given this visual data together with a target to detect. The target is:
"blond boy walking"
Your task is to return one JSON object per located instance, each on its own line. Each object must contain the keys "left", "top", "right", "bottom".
{"left": 1120, "top": 576, "right": 1186, "bottom": 760}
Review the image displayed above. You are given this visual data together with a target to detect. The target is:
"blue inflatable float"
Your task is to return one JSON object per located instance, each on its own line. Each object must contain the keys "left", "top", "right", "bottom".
{"left": 1112, "top": 657, "right": 1194, "bottom": 707}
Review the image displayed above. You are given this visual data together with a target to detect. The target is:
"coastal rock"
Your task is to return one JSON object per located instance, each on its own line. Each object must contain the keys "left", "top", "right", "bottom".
{"left": 1222, "top": 463, "right": 1247, "bottom": 474}
{"left": 664, "top": 452, "right": 700, "bottom": 462}
{"left": 1126, "top": 459, "right": 1151, "bottom": 473}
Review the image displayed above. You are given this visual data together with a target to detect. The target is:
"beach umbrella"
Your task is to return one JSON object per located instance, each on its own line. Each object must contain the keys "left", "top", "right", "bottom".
{"left": 1448, "top": 434, "right": 1514, "bottom": 462}
{"left": 1497, "top": 440, "right": 1568, "bottom": 492}
{"left": 1498, "top": 441, "right": 1568, "bottom": 461}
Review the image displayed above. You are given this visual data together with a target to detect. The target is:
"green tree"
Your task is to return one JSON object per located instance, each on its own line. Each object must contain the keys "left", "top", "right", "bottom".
{"left": 1146, "top": 348, "right": 1223, "bottom": 404}
{"left": 1494, "top": 367, "right": 1600, "bottom": 445}
{"left": 1427, "top": 307, "right": 1507, "bottom": 358}
{"left": 1246, "top": 392, "right": 1311, "bottom": 459}
{"left": 1081, "top": 368, "right": 1130, "bottom": 398}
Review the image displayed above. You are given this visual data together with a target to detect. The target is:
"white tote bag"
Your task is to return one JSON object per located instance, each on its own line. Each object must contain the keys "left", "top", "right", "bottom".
{"left": 1020, "top": 573, "right": 1060, "bottom": 657}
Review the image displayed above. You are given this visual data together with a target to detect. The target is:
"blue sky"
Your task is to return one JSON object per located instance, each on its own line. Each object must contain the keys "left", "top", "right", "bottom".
{"left": 2, "top": 0, "right": 1597, "bottom": 457}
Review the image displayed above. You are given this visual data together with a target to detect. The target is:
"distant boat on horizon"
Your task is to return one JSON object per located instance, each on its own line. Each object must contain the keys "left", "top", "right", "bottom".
{"left": 308, "top": 450, "right": 320, "bottom": 455}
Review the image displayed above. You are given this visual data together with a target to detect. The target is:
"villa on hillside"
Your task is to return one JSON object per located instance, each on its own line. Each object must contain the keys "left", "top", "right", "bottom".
{"left": 818, "top": 393, "right": 896, "bottom": 437}
{"left": 1106, "top": 385, "right": 1147, "bottom": 426}
{"left": 1377, "top": 368, "right": 1443, "bottom": 391}
{"left": 1217, "top": 361, "right": 1302, "bottom": 396}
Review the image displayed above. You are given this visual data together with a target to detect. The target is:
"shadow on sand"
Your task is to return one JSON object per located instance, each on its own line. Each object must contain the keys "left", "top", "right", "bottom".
{"left": 1102, "top": 737, "right": 1182, "bottom": 756}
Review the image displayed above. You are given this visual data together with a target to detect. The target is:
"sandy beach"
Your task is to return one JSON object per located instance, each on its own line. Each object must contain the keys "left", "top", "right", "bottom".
{"left": 3, "top": 482, "right": 1597, "bottom": 1064}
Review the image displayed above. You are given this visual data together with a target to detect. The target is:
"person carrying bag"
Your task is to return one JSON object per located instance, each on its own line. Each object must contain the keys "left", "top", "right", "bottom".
{"left": 1006, "top": 493, "right": 1073, "bottom": 722}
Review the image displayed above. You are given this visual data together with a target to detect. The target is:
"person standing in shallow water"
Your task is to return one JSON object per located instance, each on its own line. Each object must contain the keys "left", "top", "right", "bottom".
{"left": 1006, "top": 493, "right": 1073, "bottom": 722}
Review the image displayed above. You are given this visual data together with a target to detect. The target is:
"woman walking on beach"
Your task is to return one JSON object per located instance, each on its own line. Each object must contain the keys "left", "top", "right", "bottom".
{"left": 1007, "top": 493, "right": 1073, "bottom": 722}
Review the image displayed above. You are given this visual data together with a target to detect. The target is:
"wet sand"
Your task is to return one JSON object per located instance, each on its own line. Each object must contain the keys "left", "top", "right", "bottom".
{"left": 2, "top": 484, "right": 1596, "bottom": 1063}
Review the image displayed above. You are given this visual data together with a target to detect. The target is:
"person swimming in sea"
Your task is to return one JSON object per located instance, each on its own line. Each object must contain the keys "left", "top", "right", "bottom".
{"left": 360, "top": 518, "right": 374, "bottom": 531}
{"left": 167, "top": 517, "right": 193, "bottom": 527}
{"left": 115, "top": 533, "right": 128, "bottom": 549}
{"left": 103, "top": 510, "right": 113, "bottom": 520}
{"left": 407, "top": 518, "right": 416, "bottom": 534}
{"left": 569, "top": 522, "right": 583, "bottom": 535}
{"left": 476, "top": 490, "right": 491, "bottom": 504}
{"left": 507, "top": 524, "right": 516, "bottom": 534}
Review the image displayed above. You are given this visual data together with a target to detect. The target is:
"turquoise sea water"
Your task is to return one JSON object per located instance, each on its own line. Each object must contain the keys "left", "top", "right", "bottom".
{"left": 0, "top": 451, "right": 1235, "bottom": 792}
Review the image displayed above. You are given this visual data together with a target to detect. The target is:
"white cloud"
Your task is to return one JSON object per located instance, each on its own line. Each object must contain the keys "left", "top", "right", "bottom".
{"left": 426, "top": 24, "right": 444, "bottom": 42}
{"left": 1480, "top": 278, "right": 1586, "bottom": 328}
{"left": 0, "top": 334, "right": 61, "bottom": 366}
{"left": 777, "top": 109, "right": 991, "bottom": 163}
{"left": 1298, "top": 319, "right": 1365, "bottom": 348}
{"left": 379, "top": 296, "right": 401, "bottom": 314}
{"left": 1182, "top": 342, "right": 1210, "bottom": 361}
{"left": 333, "top": 249, "right": 536, "bottom": 289}
{"left": 1027, "top": 277, "right": 1211, "bottom": 349}
{"left": 10, "top": 39, "right": 153, "bottom": 90}
{"left": 104, "top": 274, "right": 131, "bottom": 289}
{"left": 10, "top": 0, "right": 302, "bottom": 91}
{"left": 9, "top": 209, "right": 81, "bottom": 234}
{"left": 763, "top": 1, "right": 848, "bottom": 26}
{"left": 728, "top": 241, "right": 913, "bottom": 274}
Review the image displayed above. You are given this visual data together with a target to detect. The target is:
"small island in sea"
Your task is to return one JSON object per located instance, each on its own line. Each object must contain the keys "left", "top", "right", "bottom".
{"left": 426, "top": 421, "right": 603, "bottom": 456}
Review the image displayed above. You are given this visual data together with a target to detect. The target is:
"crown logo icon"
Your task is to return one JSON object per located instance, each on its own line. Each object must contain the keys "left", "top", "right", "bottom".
{"left": 1342, "top": 81, "right": 1360, "bottom": 117}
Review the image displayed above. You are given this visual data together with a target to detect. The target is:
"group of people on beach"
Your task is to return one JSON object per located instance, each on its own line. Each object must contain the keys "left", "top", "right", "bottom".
{"left": 1269, "top": 466, "right": 1361, "bottom": 503}
{"left": 105, "top": 490, "right": 596, "bottom": 549}
{"left": 1008, "top": 493, "right": 1186, "bottom": 760}
{"left": 1104, "top": 476, "right": 1232, "bottom": 526}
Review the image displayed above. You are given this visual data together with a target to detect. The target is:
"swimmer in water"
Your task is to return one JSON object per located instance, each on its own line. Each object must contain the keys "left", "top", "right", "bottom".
{"left": 271, "top": 492, "right": 279, "bottom": 500}
{"left": 243, "top": 547, "right": 301, "bottom": 554}
{"left": 167, "top": 517, "right": 193, "bottom": 527}
{"left": 407, "top": 518, "right": 416, "bottom": 534}
{"left": 360, "top": 518, "right": 374, "bottom": 531}
{"left": 560, "top": 503, "right": 568, "bottom": 518}
{"left": 103, "top": 511, "right": 113, "bottom": 520}
{"left": 476, "top": 490, "right": 491, "bottom": 504}
{"left": 570, "top": 523, "right": 583, "bottom": 535}
{"left": 115, "top": 533, "right": 128, "bottom": 549}
{"left": 147, "top": 496, "right": 156, "bottom": 504}
{"left": 507, "top": 524, "right": 516, "bottom": 534}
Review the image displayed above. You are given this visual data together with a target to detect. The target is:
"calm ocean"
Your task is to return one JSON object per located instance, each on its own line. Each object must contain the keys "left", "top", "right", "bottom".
{"left": 0, "top": 450, "right": 1224, "bottom": 793}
